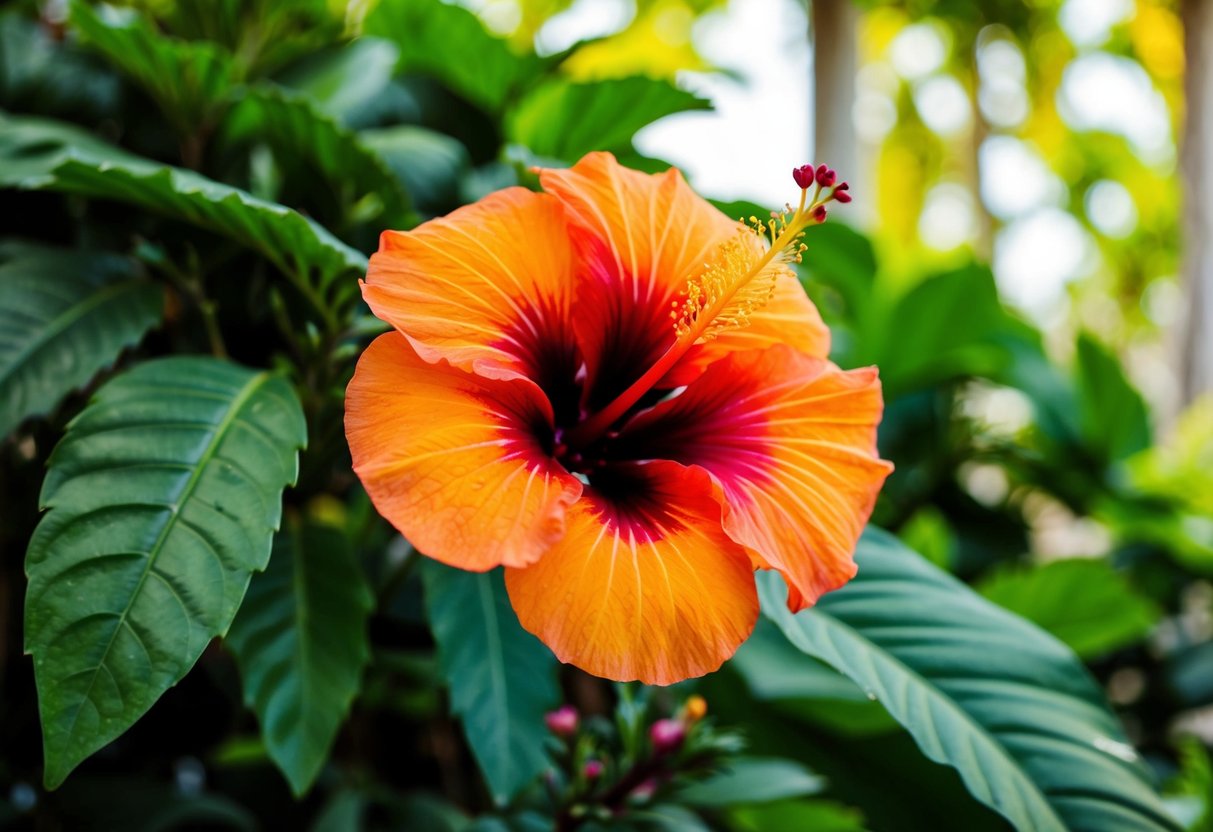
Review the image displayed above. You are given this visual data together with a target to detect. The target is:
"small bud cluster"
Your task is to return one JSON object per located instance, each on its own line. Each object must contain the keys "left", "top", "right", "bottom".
{"left": 791, "top": 162, "right": 852, "bottom": 207}
{"left": 541, "top": 694, "right": 737, "bottom": 829}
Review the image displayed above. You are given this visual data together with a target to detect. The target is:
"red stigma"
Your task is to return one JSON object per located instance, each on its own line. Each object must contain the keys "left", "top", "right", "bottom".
{"left": 815, "top": 164, "right": 836, "bottom": 187}
{"left": 813, "top": 204, "right": 828, "bottom": 222}
{"left": 792, "top": 164, "right": 814, "bottom": 189}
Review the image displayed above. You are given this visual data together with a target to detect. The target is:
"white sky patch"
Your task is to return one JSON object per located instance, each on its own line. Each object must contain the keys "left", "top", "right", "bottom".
{"left": 994, "top": 208, "right": 1095, "bottom": 314}
{"left": 889, "top": 22, "right": 947, "bottom": 80}
{"left": 913, "top": 75, "right": 971, "bottom": 137}
{"left": 1058, "top": 52, "right": 1173, "bottom": 164}
{"left": 1085, "top": 179, "right": 1139, "bottom": 238}
{"left": 919, "top": 183, "right": 976, "bottom": 250}
{"left": 1058, "top": 0, "right": 1134, "bottom": 48}
{"left": 534, "top": 0, "right": 633, "bottom": 56}
{"left": 634, "top": 0, "right": 811, "bottom": 206}
{"left": 980, "top": 136, "right": 1064, "bottom": 220}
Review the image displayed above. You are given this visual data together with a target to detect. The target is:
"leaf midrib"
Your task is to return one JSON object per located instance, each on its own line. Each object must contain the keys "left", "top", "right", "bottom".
{"left": 0, "top": 277, "right": 148, "bottom": 392}
{"left": 762, "top": 583, "right": 1066, "bottom": 832}
{"left": 58, "top": 370, "right": 272, "bottom": 748}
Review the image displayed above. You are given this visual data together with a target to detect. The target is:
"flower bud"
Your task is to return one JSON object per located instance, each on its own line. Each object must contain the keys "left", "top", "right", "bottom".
{"left": 792, "top": 165, "right": 814, "bottom": 189}
{"left": 584, "top": 759, "right": 604, "bottom": 780}
{"left": 545, "top": 705, "right": 579, "bottom": 737}
{"left": 815, "top": 164, "right": 836, "bottom": 187}
{"left": 683, "top": 695, "right": 707, "bottom": 723}
{"left": 649, "top": 718, "right": 686, "bottom": 754}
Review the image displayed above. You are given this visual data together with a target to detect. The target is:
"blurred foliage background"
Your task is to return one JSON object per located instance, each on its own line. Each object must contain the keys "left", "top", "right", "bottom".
{"left": 0, "top": 0, "right": 1211, "bottom": 830}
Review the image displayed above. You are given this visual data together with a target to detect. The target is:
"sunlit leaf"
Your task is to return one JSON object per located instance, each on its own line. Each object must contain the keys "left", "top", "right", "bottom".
{"left": 0, "top": 244, "right": 162, "bottom": 438}
{"left": 422, "top": 562, "right": 559, "bottom": 805}
{"left": 24, "top": 357, "right": 306, "bottom": 788}
{"left": 759, "top": 528, "right": 1180, "bottom": 832}
{"left": 507, "top": 76, "right": 709, "bottom": 162}
{"left": 1075, "top": 332, "right": 1152, "bottom": 463}
{"left": 365, "top": 0, "right": 544, "bottom": 113}
{"left": 977, "top": 558, "right": 1159, "bottom": 658}
{"left": 226, "top": 524, "right": 373, "bottom": 796}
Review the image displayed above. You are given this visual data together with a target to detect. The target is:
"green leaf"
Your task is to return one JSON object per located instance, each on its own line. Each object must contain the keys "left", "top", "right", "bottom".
{"left": 24, "top": 356, "right": 307, "bottom": 788}
{"left": 758, "top": 529, "right": 1180, "bottom": 832}
{"left": 274, "top": 38, "right": 400, "bottom": 126}
{"left": 0, "top": 243, "right": 162, "bottom": 438}
{"left": 726, "top": 798, "right": 869, "bottom": 832}
{"left": 365, "top": 0, "right": 543, "bottom": 113}
{"left": 507, "top": 77, "right": 710, "bottom": 163}
{"left": 422, "top": 562, "right": 559, "bottom": 805}
{"left": 865, "top": 264, "right": 1029, "bottom": 394}
{"left": 677, "top": 757, "right": 823, "bottom": 808}
{"left": 223, "top": 84, "right": 411, "bottom": 224}
{"left": 69, "top": 0, "right": 236, "bottom": 133}
{"left": 1075, "top": 332, "right": 1152, "bottom": 463}
{"left": 359, "top": 125, "right": 470, "bottom": 216}
{"left": 977, "top": 558, "right": 1159, "bottom": 659}
{"left": 226, "top": 524, "right": 372, "bottom": 796}
{"left": 0, "top": 113, "right": 367, "bottom": 286}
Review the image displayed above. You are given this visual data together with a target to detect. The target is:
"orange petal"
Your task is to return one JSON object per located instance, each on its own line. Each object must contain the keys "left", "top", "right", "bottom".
{"left": 540, "top": 153, "right": 830, "bottom": 401}
{"left": 362, "top": 187, "right": 579, "bottom": 394}
{"left": 505, "top": 461, "right": 758, "bottom": 685}
{"left": 620, "top": 346, "right": 892, "bottom": 611}
{"left": 538, "top": 152, "right": 735, "bottom": 407}
{"left": 345, "top": 332, "right": 582, "bottom": 571}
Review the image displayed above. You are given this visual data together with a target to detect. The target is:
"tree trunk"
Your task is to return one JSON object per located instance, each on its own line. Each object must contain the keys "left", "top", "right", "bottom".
{"left": 1181, "top": 0, "right": 1213, "bottom": 403}
{"left": 811, "top": 1, "right": 861, "bottom": 213}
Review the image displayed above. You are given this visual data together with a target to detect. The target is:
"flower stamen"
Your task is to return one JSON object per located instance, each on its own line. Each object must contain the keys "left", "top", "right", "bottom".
{"left": 565, "top": 163, "right": 849, "bottom": 449}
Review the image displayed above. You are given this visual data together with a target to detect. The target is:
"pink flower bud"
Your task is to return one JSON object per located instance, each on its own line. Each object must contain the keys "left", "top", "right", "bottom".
{"left": 545, "top": 705, "right": 579, "bottom": 737}
{"left": 792, "top": 165, "right": 814, "bottom": 189}
{"left": 813, "top": 204, "right": 828, "bottom": 223}
{"left": 649, "top": 718, "right": 685, "bottom": 754}
{"left": 815, "top": 165, "right": 836, "bottom": 187}
{"left": 584, "top": 759, "right": 604, "bottom": 780}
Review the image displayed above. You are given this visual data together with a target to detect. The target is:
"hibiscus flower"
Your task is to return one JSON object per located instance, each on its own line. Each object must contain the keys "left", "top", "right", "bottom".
{"left": 345, "top": 153, "right": 891, "bottom": 684}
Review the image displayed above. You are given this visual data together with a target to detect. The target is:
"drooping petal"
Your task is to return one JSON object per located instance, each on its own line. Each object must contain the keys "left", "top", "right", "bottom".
{"left": 362, "top": 187, "right": 580, "bottom": 413}
{"left": 346, "top": 332, "right": 582, "bottom": 571}
{"left": 619, "top": 346, "right": 892, "bottom": 611}
{"left": 505, "top": 461, "right": 758, "bottom": 685}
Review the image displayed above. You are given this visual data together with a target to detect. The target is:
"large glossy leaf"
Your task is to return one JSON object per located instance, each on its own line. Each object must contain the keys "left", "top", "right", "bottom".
{"left": 226, "top": 524, "right": 373, "bottom": 796}
{"left": 0, "top": 114, "right": 367, "bottom": 286}
{"left": 223, "top": 84, "right": 411, "bottom": 224}
{"left": 422, "top": 562, "right": 559, "bottom": 805}
{"left": 24, "top": 356, "right": 307, "bottom": 788}
{"left": 507, "top": 77, "right": 710, "bottom": 163}
{"left": 759, "top": 529, "right": 1181, "bottom": 832}
{"left": 365, "top": 0, "right": 543, "bottom": 113}
{"left": 977, "top": 558, "right": 1159, "bottom": 659}
{"left": 69, "top": 0, "right": 236, "bottom": 133}
{"left": 0, "top": 244, "right": 162, "bottom": 438}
